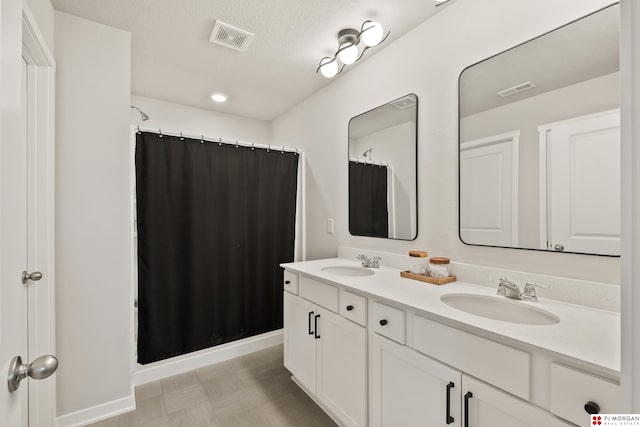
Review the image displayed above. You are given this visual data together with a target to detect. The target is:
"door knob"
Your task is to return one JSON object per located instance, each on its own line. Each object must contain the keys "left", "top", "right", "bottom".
{"left": 7, "top": 354, "right": 58, "bottom": 392}
{"left": 22, "top": 270, "right": 43, "bottom": 284}
{"left": 553, "top": 244, "right": 565, "bottom": 251}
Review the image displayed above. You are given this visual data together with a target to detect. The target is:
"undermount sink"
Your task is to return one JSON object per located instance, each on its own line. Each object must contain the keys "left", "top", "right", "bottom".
{"left": 440, "top": 293, "right": 560, "bottom": 325}
{"left": 321, "top": 266, "right": 375, "bottom": 277}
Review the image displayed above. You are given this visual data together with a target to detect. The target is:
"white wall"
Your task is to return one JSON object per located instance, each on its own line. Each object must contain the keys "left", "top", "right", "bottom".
{"left": 130, "top": 95, "right": 270, "bottom": 144}
{"left": 55, "top": 11, "right": 133, "bottom": 417}
{"left": 620, "top": 0, "right": 640, "bottom": 410}
{"left": 461, "top": 72, "right": 620, "bottom": 248}
{"left": 272, "top": 0, "right": 620, "bottom": 284}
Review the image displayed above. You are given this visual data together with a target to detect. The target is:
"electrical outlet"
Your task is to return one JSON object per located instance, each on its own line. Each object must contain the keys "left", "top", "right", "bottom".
{"left": 327, "top": 218, "right": 334, "bottom": 234}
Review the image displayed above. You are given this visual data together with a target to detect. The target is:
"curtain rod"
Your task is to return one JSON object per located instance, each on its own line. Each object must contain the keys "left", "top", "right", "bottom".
{"left": 349, "top": 157, "right": 390, "bottom": 167}
{"left": 136, "top": 126, "right": 303, "bottom": 155}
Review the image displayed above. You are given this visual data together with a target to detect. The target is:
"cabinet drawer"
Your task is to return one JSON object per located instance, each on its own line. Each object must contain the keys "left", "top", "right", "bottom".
{"left": 283, "top": 270, "right": 299, "bottom": 294}
{"left": 339, "top": 289, "right": 367, "bottom": 326}
{"left": 372, "top": 301, "right": 405, "bottom": 344}
{"left": 299, "top": 276, "right": 338, "bottom": 312}
{"left": 549, "top": 363, "right": 620, "bottom": 426}
{"left": 411, "top": 314, "right": 530, "bottom": 400}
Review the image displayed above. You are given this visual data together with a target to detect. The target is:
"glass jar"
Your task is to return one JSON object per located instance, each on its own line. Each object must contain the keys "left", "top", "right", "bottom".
{"left": 408, "top": 250, "right": 428, "bottom": 275}
{"left": 428, "top": 257, "right": 450, "bottom": 278}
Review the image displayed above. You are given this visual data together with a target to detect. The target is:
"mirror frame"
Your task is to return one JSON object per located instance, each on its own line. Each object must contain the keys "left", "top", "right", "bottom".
{"left": 348, "top": 93, "right": 419, "bottom": 241}
{"left": 457, "top": 3, "right": 620, "bottom": 257}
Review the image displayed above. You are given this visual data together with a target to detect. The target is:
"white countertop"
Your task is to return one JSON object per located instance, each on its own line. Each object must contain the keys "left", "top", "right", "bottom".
{"left": 282, "top": 258, "right": 620, "bottom": 379}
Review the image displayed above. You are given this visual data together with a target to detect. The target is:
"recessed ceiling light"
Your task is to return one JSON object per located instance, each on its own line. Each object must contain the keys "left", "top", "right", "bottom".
{"left": 211, "top": 93, "right": 228, "bottom": 103}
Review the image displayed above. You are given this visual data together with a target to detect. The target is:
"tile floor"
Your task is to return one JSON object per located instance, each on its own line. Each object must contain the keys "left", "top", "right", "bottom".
{"left": 88, "top": 344, "right": 337, "bottom": 427}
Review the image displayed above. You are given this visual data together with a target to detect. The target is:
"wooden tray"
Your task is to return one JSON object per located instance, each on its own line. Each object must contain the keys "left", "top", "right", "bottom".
{"left": 400, "top": 270, "right": 456, "bottom": 285}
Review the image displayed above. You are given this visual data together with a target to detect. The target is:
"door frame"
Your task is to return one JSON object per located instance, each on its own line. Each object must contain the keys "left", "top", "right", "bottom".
{"left": 537, "top": 108, "right": 620, "bottom": 251}
{"left": 22, "top": 3, "right": 56, "bottom": 426}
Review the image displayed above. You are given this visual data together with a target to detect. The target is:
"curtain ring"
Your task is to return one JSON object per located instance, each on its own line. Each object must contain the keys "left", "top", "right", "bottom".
{"left": 200, "top": 134, "right": 205, "bottom": 144}
{"left": 281, "top": 146, "right": 284, "bottom": 154}
{"left": 158, "top": 128, "right": 163, "bottom": 138}
{"left": 251, "top": 142, "right": 255, "bottom": 151}
{"left": 267, "top": 144, "right": 270, "bottom": 152}
{"left": 180, "top": 132, "right": 184, "bottom": 141}
{"left": 136, "top": 125, "right": 141, "bottom": 134}
{"left": 218, "top": 137, "right": 222, "bottom": 146}
{"left": 235, "top": 140, "right": 239, "bottom": 148}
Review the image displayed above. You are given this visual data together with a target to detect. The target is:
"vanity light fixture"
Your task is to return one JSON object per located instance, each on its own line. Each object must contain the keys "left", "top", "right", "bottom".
{"left": 211, "top": 93, "right": 228, "bottom": 103}
{"left": 316, "top": 21, "right": 390, "bottom": 79}
{"left": 434, "top": 0, "right": 451, "bottom": 6}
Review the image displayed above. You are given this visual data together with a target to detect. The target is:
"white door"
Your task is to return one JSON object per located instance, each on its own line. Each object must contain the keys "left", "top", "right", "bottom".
{"left": 460, "top": 132, "right": 519, "bottom": 247}
{"left": 542, "top": 110, "right": 620, "bottom": 255}
{"left": 371, "top": 334, "right": 462, "bottom": 427}
{"left": 0, "top": 58, "right": 30, "bottom": 427}
{"left": 316, "top": 307, "right": 366, "bottom": 427}
{"left": 283, "top": 292, "right": 317, "bottom": 393}
{"left": 462, "top": 375, "right": 570, "bottom": 427}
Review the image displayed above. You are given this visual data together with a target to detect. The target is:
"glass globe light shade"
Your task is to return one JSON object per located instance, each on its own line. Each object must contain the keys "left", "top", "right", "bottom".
{"left": 338, "top": 42, "right": 358, "bottom": 65}
{"left": 319, "top": 59, "right": 338, "bottom": 78}
{"left": 361, "top": 21, "right": 383, "bottom": 47}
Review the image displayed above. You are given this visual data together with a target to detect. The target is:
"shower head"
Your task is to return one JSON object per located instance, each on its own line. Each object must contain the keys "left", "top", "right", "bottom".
{"left": 130, "top": 105, "right": 150, "bottom": 121}
{"left": 362, "top": 148, "right": 372, "bottom": 157}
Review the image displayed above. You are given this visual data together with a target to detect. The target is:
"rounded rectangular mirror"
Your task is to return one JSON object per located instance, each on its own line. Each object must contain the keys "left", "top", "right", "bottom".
{"left": 458, "top": 4, "right": 620, "bottom": 256}
{"left": 349, "top": 94, "right": 418, "bottom": 240}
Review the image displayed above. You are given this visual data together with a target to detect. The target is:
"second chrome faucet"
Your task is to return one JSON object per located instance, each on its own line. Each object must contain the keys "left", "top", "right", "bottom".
{"left": 496, "top": 277, "right": 548, "bottom": 302}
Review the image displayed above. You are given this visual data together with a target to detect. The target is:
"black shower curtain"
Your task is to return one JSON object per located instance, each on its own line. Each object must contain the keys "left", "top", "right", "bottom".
{"left": 135, "top": 132, "right": 298, "bottom": 364}
{"left": 349, "top": 161, "right": 389, "bottom": 238}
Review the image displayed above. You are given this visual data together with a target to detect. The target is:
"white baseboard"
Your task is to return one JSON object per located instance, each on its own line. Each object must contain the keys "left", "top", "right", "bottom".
{"left": 56, "top": 384, "right": 135, "bottom": 427}
{"left": 133, "top": 329, "right": 284, "bottom": 385}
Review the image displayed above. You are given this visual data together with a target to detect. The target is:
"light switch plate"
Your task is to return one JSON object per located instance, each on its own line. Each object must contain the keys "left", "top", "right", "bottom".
{"left": 327, "top": 218, "right": 334, "bottom": 234}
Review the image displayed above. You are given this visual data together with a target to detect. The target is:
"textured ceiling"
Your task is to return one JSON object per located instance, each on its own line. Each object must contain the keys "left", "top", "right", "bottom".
{"left": 51, "top": 0, "right": 451, "bottom": 121}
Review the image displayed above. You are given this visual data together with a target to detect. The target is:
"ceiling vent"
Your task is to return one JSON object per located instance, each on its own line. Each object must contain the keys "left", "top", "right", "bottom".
{"left": 209, "top": 20, "right": 254, "bottom": 52}
{"left": 497, "top": 81, "right": 537, "bottom": 97}
{"left": 390, "top": 95, "right": 417, "bottom": 110}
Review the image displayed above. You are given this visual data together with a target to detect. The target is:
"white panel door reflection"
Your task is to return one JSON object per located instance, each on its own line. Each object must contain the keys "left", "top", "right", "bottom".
{"left": 460, "top": 132, "right": 519, "bottom": 247}
{"left": 541, "top": 109, "right": 620, "bottom": 255}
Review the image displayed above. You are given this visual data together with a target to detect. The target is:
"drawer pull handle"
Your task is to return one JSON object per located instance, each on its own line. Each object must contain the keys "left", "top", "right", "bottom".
{"left": 314, "top": 314, "right": 321, "bottom": 339}
{"left": 584, "top": 401, "right": 601, "bottom": 415}
{"left": 285, "top": 280, "right": 291, "bottom": 284}
{"left": 445, "top": 382, "right": 454, "bottom": 424}
{"left": 346, "top": 305, "right": 354, "bottom": 311}
{"left": 464, "top": 391, "right": 472, "bottom": 427}
{"left": 379, "top": 319, "right": 388, "bottom": 326}
{"left": 308, "top": 311, "right": 314, "bottom": 335}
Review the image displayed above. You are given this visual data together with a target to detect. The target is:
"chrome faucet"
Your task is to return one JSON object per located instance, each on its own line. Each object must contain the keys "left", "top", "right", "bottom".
{"left": 496, "top": 277, "right": 548, "bottom": 301}
{"left": 357, "top": 254, "right": 381, "bottom": 268}
{"left": 496, "top": 277, "right": 522, "bottom": 300}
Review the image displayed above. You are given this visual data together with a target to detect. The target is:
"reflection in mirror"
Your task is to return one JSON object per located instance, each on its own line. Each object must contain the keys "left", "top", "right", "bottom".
{"left": 349, "top": 94, "right": 418, "bottom": 240}
{"left": 459, "top": 4, "right": 620, "bottom": 256}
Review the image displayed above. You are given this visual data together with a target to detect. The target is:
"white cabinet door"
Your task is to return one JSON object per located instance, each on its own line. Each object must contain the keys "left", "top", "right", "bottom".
{"left": 316, "top": 307, "right": 367, "bottom": 427}
{"left": 371, "top": 334, "right": 462, "bottom": 427}
{"left": 284, "top": 292, "right": 317, "bottom": 393}
{"left": 462, "top": 375, "right": 570, "bottom": 427}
